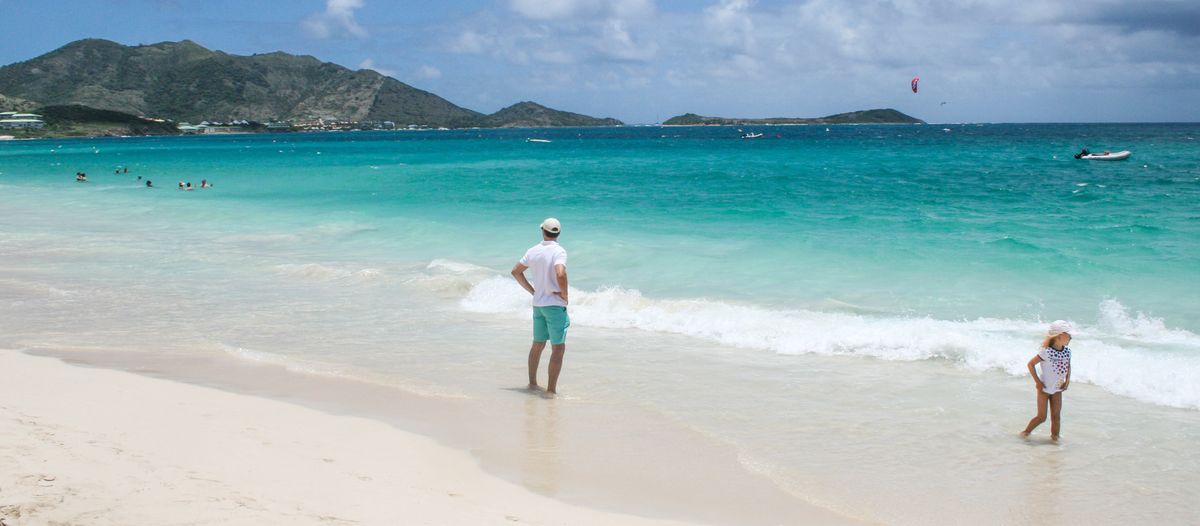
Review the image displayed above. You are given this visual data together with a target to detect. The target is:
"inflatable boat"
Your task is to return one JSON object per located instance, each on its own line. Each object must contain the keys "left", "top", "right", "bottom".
{"left": 1078, "top": 150, "right": 1131, "bottom": 161}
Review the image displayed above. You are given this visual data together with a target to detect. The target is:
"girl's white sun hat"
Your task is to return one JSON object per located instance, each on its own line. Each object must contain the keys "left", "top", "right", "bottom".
{"left": 1047, "top": 320, "right": 1074, "bottom": 337}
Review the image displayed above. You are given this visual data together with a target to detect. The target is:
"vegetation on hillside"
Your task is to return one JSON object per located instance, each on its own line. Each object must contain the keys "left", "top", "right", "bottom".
{"left": 3, "top": 104, "right": 180, "bottom": 138}
{"left": 476, "top": 101, "right": 622, "bottom": 128}
{"left": 0, "top": 39, "right": 479, "bottom": 126}
{"left": 0, "top": 39, "right": 631, "bottom": 130}
{"left": 0, "top": 93, "right": 37, "bottom": 112}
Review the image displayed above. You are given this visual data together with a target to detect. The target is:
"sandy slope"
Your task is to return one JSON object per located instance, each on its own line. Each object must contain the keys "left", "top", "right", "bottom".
{"left": 0, "top": 350, "right": 699, "bottom": 526}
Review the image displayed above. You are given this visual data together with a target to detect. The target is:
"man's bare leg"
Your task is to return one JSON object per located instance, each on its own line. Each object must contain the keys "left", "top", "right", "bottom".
{"left": 528, "top": 341, "right": 547, "bottom": 389}
{"left": 546, "top": 344, "right": 566, "bottom": 394}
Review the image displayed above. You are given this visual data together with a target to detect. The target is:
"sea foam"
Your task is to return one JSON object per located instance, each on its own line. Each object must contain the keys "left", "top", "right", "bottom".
{"left": 273, "top": 263, "right": 389, "bottom": 284}
{"left": 460, "top": 272, "right": 1200, "bottom": 409}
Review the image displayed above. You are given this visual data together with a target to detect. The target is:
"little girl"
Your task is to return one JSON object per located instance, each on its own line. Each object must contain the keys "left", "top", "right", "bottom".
{"left": 1021, "top": 320, "right": 1073, "bottom": 441}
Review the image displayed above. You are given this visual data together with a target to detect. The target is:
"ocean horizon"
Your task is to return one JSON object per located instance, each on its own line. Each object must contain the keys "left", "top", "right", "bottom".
{"left": 3, "top": 123, "right": 1198, "bottom": 524}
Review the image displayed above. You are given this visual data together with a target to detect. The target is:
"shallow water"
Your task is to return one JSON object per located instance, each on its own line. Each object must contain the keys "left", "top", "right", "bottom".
{"left": 2, "top": 125, "right": 1199, "bottom": 523}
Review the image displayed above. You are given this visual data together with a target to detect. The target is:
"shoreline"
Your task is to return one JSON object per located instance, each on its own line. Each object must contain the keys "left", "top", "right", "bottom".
{"left": 1, "top": 349, "right": 862, "bottom": 525}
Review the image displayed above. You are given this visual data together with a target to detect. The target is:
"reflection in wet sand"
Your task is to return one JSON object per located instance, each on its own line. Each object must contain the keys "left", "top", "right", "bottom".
{"left": 521, "top": 392, "right": 560, "bottom": 494}
{"left": 1025, "top": 442, "right": 1064, "bottom": 524}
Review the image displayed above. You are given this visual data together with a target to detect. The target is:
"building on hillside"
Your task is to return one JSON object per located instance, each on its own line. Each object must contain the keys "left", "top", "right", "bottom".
{"left": 202, "top": 125, "right": 243, "bottom": 134}
{"left": 0, "top": 113, "right": 44, "bottom": 129}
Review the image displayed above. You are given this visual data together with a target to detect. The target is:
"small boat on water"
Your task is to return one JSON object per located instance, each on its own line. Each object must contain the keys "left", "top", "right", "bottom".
{"left": 741, "top": 132, "right": 764, "bottom": 139}
{"left": 1075, "top": 149, "right": 1131, "bottom": 161}
{"left": 526, "top": 138, "right": 551, "bottom": 143}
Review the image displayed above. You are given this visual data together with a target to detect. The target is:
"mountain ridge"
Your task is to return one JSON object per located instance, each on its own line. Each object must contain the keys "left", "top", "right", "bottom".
{"left": 0, "top": 38, "right": 478, "bottom": 125}
{"left": 0, "top": 39, "right": 620, "bottom": 128}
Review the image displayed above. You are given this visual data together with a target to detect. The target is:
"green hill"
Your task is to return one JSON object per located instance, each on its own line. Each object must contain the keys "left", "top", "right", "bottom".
{"left": 40, "top": 104, "right": 181, "bottom": 134}
{"left": 2, "top": 104, "right": 182, "bottom": 138}
{"left": 663, "top": 108, "right": 924, "bottom": 125}
{"left": 477, "top": 101, "right": 622, "bottom": 128}
{"left": 0, "top": 93, "right": 37, "bottom": 112}
{"left": 0, "top": 39, "right": 481, "bottom": 126}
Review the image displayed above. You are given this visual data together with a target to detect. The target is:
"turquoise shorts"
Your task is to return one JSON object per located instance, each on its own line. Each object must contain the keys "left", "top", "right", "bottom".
{"left": 532, "top": 306, "right": 570, "bottom": 345}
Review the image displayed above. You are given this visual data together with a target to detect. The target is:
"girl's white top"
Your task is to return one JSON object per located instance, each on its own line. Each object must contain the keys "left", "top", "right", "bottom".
{"left": 1038, "top": 346, "right": 1072, "bottom": 394}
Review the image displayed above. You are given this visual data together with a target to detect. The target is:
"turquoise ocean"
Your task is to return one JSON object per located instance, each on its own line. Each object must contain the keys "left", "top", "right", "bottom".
{"left": 2, "top": 124, "right": 1199, "bottom": 524}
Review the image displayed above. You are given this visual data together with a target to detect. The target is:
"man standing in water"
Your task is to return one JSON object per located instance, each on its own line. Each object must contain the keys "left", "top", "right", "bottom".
{"left": 511, "top": 218, "right": 569, "bottom": 395}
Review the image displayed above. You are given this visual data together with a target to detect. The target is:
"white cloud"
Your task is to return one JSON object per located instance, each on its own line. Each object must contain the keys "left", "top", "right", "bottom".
{"left": 450, "top": 30, "right": 491, "bottom": 54}
{"left": 357, "top": 58, "right": 395, "bottom": 77}
{"left": 303, "top": 0, "right": 368, "bottom": 39}
{"left": 508, "top": 0, "right": 653, "bottom": 21}
{"left": 704, "top": 0, "right": 755, "bottom": 53}
{"left": 595, "top": 19, "right": 657, "bottom": 62}
{"left": 414, "top": 65, "right": 442, "bottom": 80}
{"left": 696, "top": 0, "right": 759, "bottom": 77}
{"left": 439, "top": 0, "right": 1200, "bottom": 121}
{"left": 452, "top": 0, "right": 657, "bottom": 65}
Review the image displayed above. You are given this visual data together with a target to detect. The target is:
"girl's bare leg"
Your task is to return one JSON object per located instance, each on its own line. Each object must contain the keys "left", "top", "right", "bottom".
{"left": 1021, "top": 390, "right": 1050, "bottom": 436}
{"left": 1048, "top": 392, "right": 1063, "bottom": 441}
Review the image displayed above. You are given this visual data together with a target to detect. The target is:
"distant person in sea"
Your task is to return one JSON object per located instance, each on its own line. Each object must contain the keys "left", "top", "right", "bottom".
{"left": 145, "top": 180, "right": 153, "bottom": 188}
{"left": 123, "top": 167, "right": 128, "bottom": 173}
{"left": 510, "top": 218, "right": 570, "bottom": 396}
{"left": 1021, "top": 320, "right": 1074, "bottom": 442}
{"left": 178, "top": 181, "right": 185, "bottom": 189}
{"left": 137, "top": 175, "right": 142, "bottom": 181}
{"left": 201, "top": 179, "right": 209, "bottom": 188}
{"left": 75, "top": 172, "right": 87, "bottom": 182}
{"left": 185, "top": 182, "right": 193, "bottom": 191}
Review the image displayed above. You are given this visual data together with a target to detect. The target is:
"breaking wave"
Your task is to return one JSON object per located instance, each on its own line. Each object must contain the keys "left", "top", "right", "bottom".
{"left": 460, "top": 273, "right": 1200, "bottom": 409}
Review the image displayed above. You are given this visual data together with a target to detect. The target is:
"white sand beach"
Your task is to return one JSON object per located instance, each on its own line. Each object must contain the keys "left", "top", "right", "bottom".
{"left": 0, "top": 350, "right": 858, "bottom": 525}
{"left": 0, "top": 350, "right": 696, "bottom": 525}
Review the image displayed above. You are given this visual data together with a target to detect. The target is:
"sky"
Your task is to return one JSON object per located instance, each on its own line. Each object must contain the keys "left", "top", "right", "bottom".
{"left": 2, "top": 0, "right": 1199, "bottom": 123}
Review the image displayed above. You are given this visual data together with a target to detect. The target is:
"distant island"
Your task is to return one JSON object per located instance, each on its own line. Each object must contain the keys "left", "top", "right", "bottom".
{"left": 0, "top": 39, "right": 622, "bottom": 137}
{"left": 663, "top": 109, "right": 924, "bottom": 126}
{"left": 477, "top": 101, "right": 622, "bottom": 128}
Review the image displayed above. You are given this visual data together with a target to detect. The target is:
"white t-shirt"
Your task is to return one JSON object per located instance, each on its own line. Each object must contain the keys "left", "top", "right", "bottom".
{"left": 520, "top": 240, "right": 567, "bottom": 307}
{"left": 1038, "top": 346, "right": 1071, "bottom": 394}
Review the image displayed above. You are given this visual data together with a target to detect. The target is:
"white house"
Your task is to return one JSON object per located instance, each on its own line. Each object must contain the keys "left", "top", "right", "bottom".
{"left": 0, "top": 113, "right": 44, "bottom": 129}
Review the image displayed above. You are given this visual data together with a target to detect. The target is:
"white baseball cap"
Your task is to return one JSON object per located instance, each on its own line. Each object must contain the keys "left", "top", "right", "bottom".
{"left": 540, "top": 217, "right": 561, "bottom": 234}
{"left": 1047, "top": 320, "right": 1074, "bottom": 337}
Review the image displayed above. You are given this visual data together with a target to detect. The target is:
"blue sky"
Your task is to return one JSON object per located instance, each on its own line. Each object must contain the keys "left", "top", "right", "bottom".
{"left": 3, "top": 0, "right": 1198, "bottom": 123}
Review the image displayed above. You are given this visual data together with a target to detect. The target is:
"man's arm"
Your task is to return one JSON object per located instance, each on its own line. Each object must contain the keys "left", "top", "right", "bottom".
{"left": 511, "top": 263, "right": 535, "bottom": 295}
{"left": 554, "top": 264, "right": 568, "bottom": 305}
